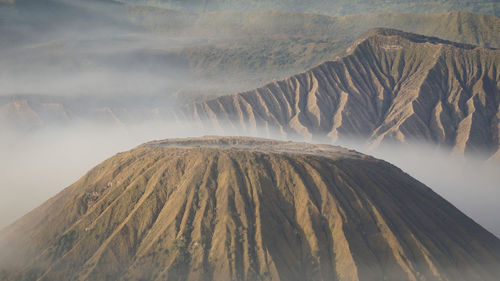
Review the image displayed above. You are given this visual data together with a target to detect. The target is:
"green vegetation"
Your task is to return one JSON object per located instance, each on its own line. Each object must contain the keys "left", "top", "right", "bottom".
{"left": 125, "top": 8, "right": 499, "bottom": 94}
{"left": 123, "top": 0, "right": 500, "bottom": 17}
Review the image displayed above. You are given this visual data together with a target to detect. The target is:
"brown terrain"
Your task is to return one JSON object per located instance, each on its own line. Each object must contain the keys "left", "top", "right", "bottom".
{"left": 183, "top": 29, "right": 500, "bottom": 160}
{"left": 1, "top": 136, "right": 499, "bottom": 281}
{"left": 0, "top": 98, "right": 130, "bottom": 131}
{"left": 2, "top": 11, "right": 499, "bottom": 135}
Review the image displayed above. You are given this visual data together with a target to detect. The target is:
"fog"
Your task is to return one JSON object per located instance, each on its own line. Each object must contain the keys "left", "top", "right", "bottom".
{"left": 361, "top": 143, "right": 500, "bottom": 238}
{"left": 0, "top": 121, "right": 204, "bottom": 229}
{"left": 1, "top": 122, "right": 499, "bottom": 239}
{"left": 0, "top": 0, "right": 257, "bottom": 101}
{"left": 0, "top": 0, "right": 498, "bottom": 242}
{"left": 0, "top": 0, "right": 271, "bottom": 235}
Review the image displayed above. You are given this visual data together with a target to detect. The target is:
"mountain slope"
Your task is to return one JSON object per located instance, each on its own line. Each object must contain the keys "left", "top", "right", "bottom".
{"left": 120, "top": 0, "right": 500, "bottom": 17}
{"left": 172, "top": 11, "right": 499, "bottom": 88}
{"left": 183, "top": 29, "right": 500, "bottom": 159}
{"left": 130, "top": 10, "right": 500, "bottom": 83}
{"left": 3, "top": 10, "right": 498, "bottom": 133}
{"left": 1, "top": 136, "right": 499, "bottom": 281}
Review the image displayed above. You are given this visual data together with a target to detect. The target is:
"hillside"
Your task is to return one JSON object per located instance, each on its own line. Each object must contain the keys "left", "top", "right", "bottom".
{"left": 0, "top": 136, "right": 499, "bottom": 281}
{"left": 137, "top": 10, "right": 500, "bottom": 84}
{"left": 0, "top": 96, "right": 154, "bottom": 132}
{"left": 3, "top": 0, "right": 499, "bottom": 96}
{"left": 120, "top": 0, "right": 500, "bottom": 17}
{"left": 183, "top": 29, "right": 500, "bottom": 160}
{"left": 2, "top": 9, "right": 499, "bottom": 134}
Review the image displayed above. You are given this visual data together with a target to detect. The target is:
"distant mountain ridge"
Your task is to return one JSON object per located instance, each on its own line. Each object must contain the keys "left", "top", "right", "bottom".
{"left": 172, "top": 11, "right": 500, "bottom": 83}
{"left": 1, "top": 136, "right": 499, "bottom": 280}
{"left": 2, "top": 1, "right": 499, "bottom": 98}
{"left": 182, "top": 29, "right": 500, "bottom": 160}
{"left": 120, "top": 0, "right": 500, "bottom": 17}
{"left": 2, "top": 10, "right": 499, "bottom": 131}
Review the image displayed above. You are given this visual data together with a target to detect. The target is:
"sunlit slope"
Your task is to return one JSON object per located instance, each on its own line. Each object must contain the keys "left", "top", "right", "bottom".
{"left": 184, "top": 29, "right": 500, "bottom": 159}
{"left": 2, "top": 10, "right": 498, "bottom": 128}
{"left": 1, "top": 136, "right": 499, "bottom": 281}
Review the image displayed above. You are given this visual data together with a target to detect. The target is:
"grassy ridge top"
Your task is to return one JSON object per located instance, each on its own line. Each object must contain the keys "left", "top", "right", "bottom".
{"left": 145, "top": 135, "right": 365, "bottom": 158}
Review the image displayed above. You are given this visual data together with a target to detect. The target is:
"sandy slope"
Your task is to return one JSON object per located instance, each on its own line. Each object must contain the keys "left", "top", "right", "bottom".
{"left": 1, "top": 136, "right": 499, "bottom": 281}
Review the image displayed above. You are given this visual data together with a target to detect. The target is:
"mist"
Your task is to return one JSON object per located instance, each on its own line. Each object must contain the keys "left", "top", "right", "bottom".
{"left": 1, "top": 0, "right": 498, "bottom": 244}
{"left": 0, "top": 0, "right": 266, "bottom": 103}
{"left": 363, "top": 143, "right": 500, "bottom": 238}
{"left": 0, "top": 120, "right": 205, "bottom": 229}
{"left": 1, "top": 119, "right": 499, "bottom": 240}
{"left": 0, "top": 0, "right": 280, "bottom": 233}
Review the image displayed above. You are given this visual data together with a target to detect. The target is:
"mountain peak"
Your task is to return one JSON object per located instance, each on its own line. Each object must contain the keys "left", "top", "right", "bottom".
{"left": 145, "top": 136, "right": 364, "bottom": 159}
{"left": 351, "top": 28, "right": 489, "bottom": 52}
{"left": 184, "top": 31, "right": 500, "bottom": 160}
{"left": 1, "top": 137, "right": 499, "bottom": 280}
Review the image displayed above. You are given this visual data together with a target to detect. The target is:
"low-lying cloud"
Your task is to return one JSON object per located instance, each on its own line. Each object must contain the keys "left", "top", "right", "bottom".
{"left": 0, "top": 120, "right": 205, "bottom": 229}
{"left": 347, "top": 141, "right": 500, "bottom": 238}
{"left": 1, "top": 0, "right": 498, "bottom": 241}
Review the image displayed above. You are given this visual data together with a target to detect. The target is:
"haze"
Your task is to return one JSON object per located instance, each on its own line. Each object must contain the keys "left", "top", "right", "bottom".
{"left": 1, "top": 123, "right": 499, "bottom": 239}
{"left": 1, "top": 0, "right": 499, "bottom": 241}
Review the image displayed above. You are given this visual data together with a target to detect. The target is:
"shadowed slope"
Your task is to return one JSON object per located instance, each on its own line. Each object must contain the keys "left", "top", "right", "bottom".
{"left": 183, "top": 29, "right": 500, "bottom": 160}
{"left": 1, "top": 136, "right": 499, "bottom": 281}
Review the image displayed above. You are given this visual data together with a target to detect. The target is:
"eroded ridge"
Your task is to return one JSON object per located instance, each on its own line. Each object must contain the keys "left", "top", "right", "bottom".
{"left": 1, "top": 137, "right": 499, "bottom": 281}
{"left": 182, "top": 29, "right": 500, "bottom": 160}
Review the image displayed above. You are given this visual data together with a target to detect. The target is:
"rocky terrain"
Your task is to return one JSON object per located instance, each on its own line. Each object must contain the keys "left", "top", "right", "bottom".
{"left": 2, "top": 1, "right": 499, "bottom": 133}
{"left": 1, "top": 136, "right": 499, "bottom": 281}
{"left": 184, "top": 29, "right": 500, "bottom": 160}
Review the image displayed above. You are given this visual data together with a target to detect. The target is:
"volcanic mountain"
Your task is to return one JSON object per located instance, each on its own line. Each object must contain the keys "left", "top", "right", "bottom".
{"left": 183, "top": 29, "right": 500, "bottom": 160}
{"left": 1, "top": 136, "right": 499, "bottom": 281}
{"left": 2, "top": 7, "right": 499, "bottom": 133}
